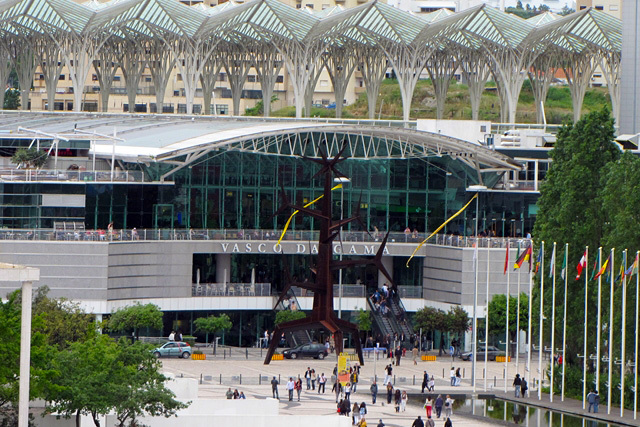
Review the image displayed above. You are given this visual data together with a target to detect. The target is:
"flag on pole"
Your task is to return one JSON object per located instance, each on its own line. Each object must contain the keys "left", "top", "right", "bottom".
{"left": 615, "top": 252, "right": 626, "bottom": 284}
{"left": 514, "top": 245, "right": 532, "bottom": 270}
{"left": 561, "top": 246, "right": 567, "bottom": 280}
{"left": 503, "top": 243, "right": 509, "bottom": 275}
{"left": 576, "top": 249, "right": 587, "bottom": 280}
{"left": 590, "top": 251, "right": 600, "bottom": 281}
{"left": 624, "top": 253, "right": 638, "bottom": 277}
{"left": 549, "top": 244, "right": 556, "bottom": 278}
{"left": 534, "top": 247, "right": 542, "bottom": 274}
{"left": 594, "top": 252, "right": 611, "bottom": 279}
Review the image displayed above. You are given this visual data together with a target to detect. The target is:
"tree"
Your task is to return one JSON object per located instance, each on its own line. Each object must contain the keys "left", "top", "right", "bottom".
{"left": 45, "top": 336, "right": 187, "bottom": 427}
{"left": 274, "top": 310, "right": 306, "bottom": 325}
{"left": 446, "top": 306, "right": 470, "bottom": 339}
{"left": 559, "top": 5, "right": 575, "bottom": 16}
{"left": 487, "top": 293, "right": 529, "bottom": 356}
{"left": 33, "top": 286, "right": 96, "bottom": 348}
{"left": 107, "top": 303, "right": 163, "bottom": 340}
{"left": 533, "top": 107, "right": 618, "bottom": 364}
{"left": 3, "top": 87, "right": 20, "bottom": 110}
{"left": 11, "top": 147, "right": 48, "bottom": 169}
{"left": 414, "top": 306, "right": 448, "bottom": 355}
{"left": 354, "top": 309, "right": 372, "bottom": 342}
{"left": 193, "top": 314, "right": 233, "bottom": 354}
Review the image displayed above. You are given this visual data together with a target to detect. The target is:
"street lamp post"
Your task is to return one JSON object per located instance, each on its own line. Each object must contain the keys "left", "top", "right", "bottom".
{"left": 467, "top": 185, "right": 487, "bottom": 392}
{"left": 334, "top": 177, "right": 350, "bottom": 319}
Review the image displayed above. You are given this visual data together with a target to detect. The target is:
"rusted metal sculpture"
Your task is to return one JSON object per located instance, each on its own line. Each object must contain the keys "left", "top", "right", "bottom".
{"left": 263, "top": 141, "right": 393, "bottom": 365}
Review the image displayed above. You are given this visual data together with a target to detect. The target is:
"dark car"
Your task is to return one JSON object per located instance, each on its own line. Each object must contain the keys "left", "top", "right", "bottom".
{"left": 460, "top": 346, "right": 503, "bottom": 361}
{"left": 283, "top": 343, "right": 328, "bottom": 359}
{"left": 153, "top": 341, "right": 192, "bottom": 359}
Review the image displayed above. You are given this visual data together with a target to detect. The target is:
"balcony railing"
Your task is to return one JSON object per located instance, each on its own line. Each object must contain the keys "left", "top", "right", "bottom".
{"left": 0, "top": 169, "right": 145, "bottom": 183}
{"left": 192, "top": 282, "right": 271, "bottom": 297}
{"left": 0, "top": 228, "right": 532, "bottom": 249}
{"left": 290, "top": 284, "right": 365, "bottom": 298}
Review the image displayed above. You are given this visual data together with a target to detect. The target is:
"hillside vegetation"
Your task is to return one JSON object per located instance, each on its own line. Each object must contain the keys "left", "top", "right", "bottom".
{"left": 269, "top": 78, "right": 612, "bottom": 124}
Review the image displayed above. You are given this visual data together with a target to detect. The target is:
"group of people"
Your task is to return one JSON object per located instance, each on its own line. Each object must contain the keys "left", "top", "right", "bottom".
{"left": 337, "top": 400, "right": 368, "bottom": 426}
{"left": 168, "top": 330, "right": 183, "bottom": 341}
{"left": 449, "top": 367, "right": 462, "bottom": 386}
{"left": 420, "top": 371, "right": 435, "bottom": 393}
{"left": 512, "top": 374, "right": 528, "bottom": 398}
{"left": 225, "top": 388, "right": 246, "bottom": 399}
{"left": 271, "top": 370, "right": 329, "bottom": 400}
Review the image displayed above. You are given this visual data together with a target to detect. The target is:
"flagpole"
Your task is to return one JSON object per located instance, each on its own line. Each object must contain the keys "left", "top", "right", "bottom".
{"left": 527, "top": 245, "right": 533, "bottom": 393}
{"left": 608, "top": 247, "right": 614, "bottom": 415}
{"left": 516, "top": 241, "right": 521, "bottom": 377}
{"left": 505, "top": 239, "right": 510, "bottom": 393}
{"left": 550, "top": 242, "right": 557, "bottom": 403}
{"left": 596, "top": 247, "right": 602, "bottom": 394}
{"left": 634, "top": 250, "right": 639, "bottom": 420}
{"left": 561, "top": 243, "right": 568, "bottom": 402}
{"left": 484, "top": 237, "right": 490, "bottom": 392}
{"left": 621, "top": 249, "right": 627, "bottom": 417}
{"left": 538, "top": 241, "right": 545, "bottom": 400}
{"left": 582, "top": 246, "right": 589, "bottom": 410}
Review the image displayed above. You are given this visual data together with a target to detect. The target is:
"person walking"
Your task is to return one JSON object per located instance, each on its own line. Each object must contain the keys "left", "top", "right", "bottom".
{"left": 287, "top": 377, "right": 295, "bottom": 401}
{"left": 395, "top": 346, "right": 402, "bottom": 366}
{"left": 587, "top": 390, "right": 596, "bottom": 412}
{"left": 351, "top": 370, "right": 359, "bottom": 393}
{"left": 345, "top": 382, "right": 352, "bottom": 401}
{"left": 295, "top": 377, "right": 302, "bottom": 401}
{"left": 394, "top": 389, "right": 401, "bottom": 413}
{"left": 400, "top": 390, "right": 408, "bottom": 412}
{"left": 421, "top": 371, "right": 429, "bottom": 393}
{"left": 428, "top": 375, "right": 435, "bottom": 392}
{"left": 513, "top": 374, "right": 522, "bottom": 398}
{"left": 434, "top": 395, "right": 443, "bottom": 418}
{"left": 425, "top": 416, "right": 435, "bottom": 427}
{"left": 455, "top": 368, "right": 461, "bottom": 386}
{"left": 370, "top": 381, "right": 378, "bottom": 404}
{"left": 353, "top": 402, "right": 361, "bottom": 425}
{"left": 384, "top": 364, "right": 393, "bottom": 385}
{"left": 444, "top": 417, "right": 453, "bottom": 427}
{"left": 444, "top": 395, "right": 454, "bottom": 418}
{"left": 411, "top": 416, "right": 424, "bottom": 427}
{"left": 423, "top": 397, "right": 432, "bottom": 418}
{"left": 359, "top": 402, "right": 367, "bottom": 422}
{"left": 318, "top": 373, "right": 327, "bottom": 393}
{"left": 333, "top": 380, "right": 342, "bottom": 403}
{"left": 305, "top": 367, "right": 312, "bottom": 390}
{"left": 386, "top": 382, "right": 393, "bottom": 404}
{"left": 521, "top": 378, "right": 528, "bottom": 398}
{"left": 271, "top": 376, "right": 279, "bottom": 399}
{"left": 225, "top": 388, "right": 233, "bottom": 399}
{"left": 311, "top": 369, "right": 317, "bottom": 390}
{"left": 377, "top": 419, "right": 384, "bottom": 427}
{"left": 449, "top": 367, "right": 455, "bottom": 386}
{"left": 412, "top": 346, "right": 419, "bottom": 365}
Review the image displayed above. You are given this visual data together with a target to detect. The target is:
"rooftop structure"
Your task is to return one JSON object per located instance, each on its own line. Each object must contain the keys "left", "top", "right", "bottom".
{"left": 0, "top": 0, "right": 621, "bottom": 125}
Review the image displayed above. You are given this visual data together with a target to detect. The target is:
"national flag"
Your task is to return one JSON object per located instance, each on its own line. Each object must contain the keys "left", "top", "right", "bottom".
{"left": 576, "top": 249, "right": 587, "bottom": 280}
{"left": 624, "top": 253, "right": 638, "bottom": 277}
{"left": 560, "top": 246, "right": 567, "bottom": 280}
{"left": 514, "top": 245, "right": 532, "bottom": 270}
{"left": 615, "top": 252, "right": 626, "bottom": 284}
{"left": 590, "top": 251, "right": 600, "bottom": 281}
{"left": 594, "top": 252, "right": 611, "bottom": 280}
{"left": 534, "top": 247, "right": 542, "bottom": 274}
{"left": 503, "top": 244, "right": 509, "bottom": 275}
{"left": 549, "top": 244, "right": 556, "bottom": 278}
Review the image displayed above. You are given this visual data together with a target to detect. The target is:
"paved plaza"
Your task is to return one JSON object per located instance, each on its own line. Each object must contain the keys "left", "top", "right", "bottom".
{"left": 160, "top": 348, "right": 530, "bottom": 427}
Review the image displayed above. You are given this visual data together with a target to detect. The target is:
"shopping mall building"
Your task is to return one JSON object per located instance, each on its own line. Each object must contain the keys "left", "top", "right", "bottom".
{"left": 0, "top": 112, "right": 545, "bottom": 347}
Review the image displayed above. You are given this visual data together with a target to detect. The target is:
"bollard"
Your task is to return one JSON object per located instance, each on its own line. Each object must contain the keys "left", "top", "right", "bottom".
{"left": 240, "top": 374, "right": 242, "bottom": 385}
{"left": 393, "top": 375, "right": 396, "bottom": 385}
{"left": 442, "top": 368, "right": 445, "bottom": 378}
{"left": 259, "top": 375, "right": 262, "bottom": 385}
{"left": 279, "top": 374, "right": 281, "bottom": 383}
{"left": 503, "top": 369, "right": 505, "bottom": 379}
{"left": 413, "top": 375, "right": 415, "bottom": 385}
{"left": 246, "top": 348, "right": 248, "bottom": 359}
{"left": 463, "top": 368, "right": 466, "bottom": 378}
{"left": 200, "top": 373, "right": 203, "bottom": 385}
{"left": 483, "top": 368, "right": 485, "bottom": 379}
{"left": 220, "top": 374, "right": 222, "bottom": 384}
{"left": 224, "top": 349, "right": 226, "bottom": 359}
{"left": 494, "top": 376, "right": 497, "bottom": 388}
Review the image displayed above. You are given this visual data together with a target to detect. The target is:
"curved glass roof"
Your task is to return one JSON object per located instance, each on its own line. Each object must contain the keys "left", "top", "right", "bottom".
{"left": 0, "top": 0, "right": 621, "bottom": 54}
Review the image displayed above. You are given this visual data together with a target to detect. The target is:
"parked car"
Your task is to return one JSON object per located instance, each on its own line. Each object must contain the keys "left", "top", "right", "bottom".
{"left": 282, "top": 343, "right": 328, "bottom": 360}
{"left": 460, "top": 346, "right": 503, "bottom": 361}
{"left": 153, "top": 341, "right": 192, "bottom": 359}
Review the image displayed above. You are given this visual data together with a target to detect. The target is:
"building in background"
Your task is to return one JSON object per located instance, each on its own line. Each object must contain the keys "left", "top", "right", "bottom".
{"left": 619, "top": 0, "right": 639, "bottom": 136}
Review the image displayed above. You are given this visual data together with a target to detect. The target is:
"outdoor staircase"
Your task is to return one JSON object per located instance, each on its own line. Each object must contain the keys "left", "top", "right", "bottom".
{"left": 367, "top": 294, "right": 414, "bottom": 346}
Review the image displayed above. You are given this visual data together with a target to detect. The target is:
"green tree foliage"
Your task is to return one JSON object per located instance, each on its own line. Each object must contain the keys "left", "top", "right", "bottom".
{"left": 107, "top": 303, "right": 163, "bottom": 339}
{"left": 244, "top": 95, "right": 278, "bottom": 116}
{"left": 274, "top": 310, "right": 306, "bottom": 325}
{"left": 559, "top": 5, "right": 575, "bottom": 16}
{"left": 446, "top": 305, "right": 470, "bottom": 338}
{"left": 45, "top": 336, "right": 187, "bottom": 427}
{"left": 3, "top": 87, "right": 20, "bottom": 110}
{"left": 193, "top": 314, "right": 233, "bottom": 353}
{"left": 33, "top": 286, "right": 96, "bottom": 348}
{"left": 414, "top": 306, "right": 447, "bottom": 336}
{"left": 0, "top": 291, "right": 56, "bottom": 422}
{"left": 11, "top": 147, "right": 48, "bottom": 169}
{"left": 354, "top": 309, "right": 372, "bottom": 333}
{"left": 533, "top": 108, "right": 618, "bottom": 365}
{"left": 487, "top": 293, "right": 529, "bottom": 355}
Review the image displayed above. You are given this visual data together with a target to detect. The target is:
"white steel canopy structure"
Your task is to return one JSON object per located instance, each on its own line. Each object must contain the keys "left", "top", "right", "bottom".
{"left": 0, "top": 0, "right": 622, "bottom": 122}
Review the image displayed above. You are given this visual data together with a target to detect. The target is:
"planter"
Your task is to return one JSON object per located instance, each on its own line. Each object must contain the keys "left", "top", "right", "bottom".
{"left": 271, "top": 354, "right": 284, "bottom": 361}
{"left": 191, "top": 353, "right": 206, "bottom": 360}
{"left": 421, "top": 355, "right": 437, "bottom": 361}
